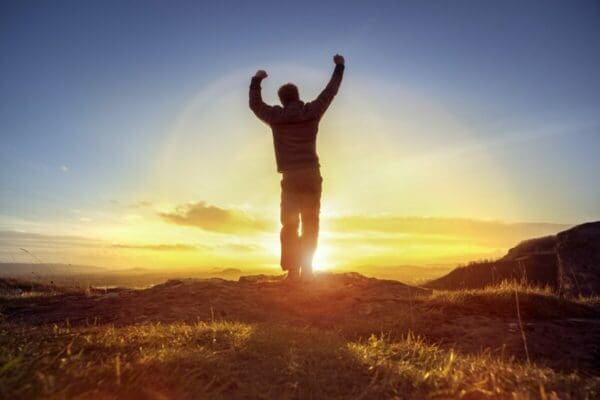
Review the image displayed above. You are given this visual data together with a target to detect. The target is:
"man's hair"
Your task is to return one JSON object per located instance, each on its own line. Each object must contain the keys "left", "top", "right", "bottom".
{"left": 278, "top": 83, "right": 300, "bottom": 106}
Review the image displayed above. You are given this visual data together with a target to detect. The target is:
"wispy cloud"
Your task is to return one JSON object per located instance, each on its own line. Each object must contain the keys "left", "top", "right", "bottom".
{"left": 0, "top": 230, "right": 255, "bottom": 257}
{"left": 0, "top": 231, "right": 102, "bottom": 249}
{"left": 327, "top": 216, "right": 570, "bottom": 247}
{"left": 0, "top": 212, "right": 574, "bottom": 268}
{"left": 214, "top": 243, "right": 263, "bottom": 252}
{"left": 158, "top": 201, "right": 272, "bottom": 234}
{"left": 106, "top": 199, "right": 153, "bottom": 209}
{"left": 129, "top": 200, "right": 153, "bottom": 209}
{"left": 110, "top": 243, "right": 198, "bottom": 252}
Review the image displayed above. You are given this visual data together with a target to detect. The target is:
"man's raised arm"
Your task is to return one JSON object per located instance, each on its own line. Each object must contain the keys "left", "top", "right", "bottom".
{"left": 249, "top": 69, "right": 274, "bottom": 124}
{"left": 310, "top": 54, "right": 345, "bottom": 117}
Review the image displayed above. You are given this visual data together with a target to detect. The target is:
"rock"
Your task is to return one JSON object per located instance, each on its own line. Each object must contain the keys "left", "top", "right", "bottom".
{"left": 238, "top": 274, "right": 285, "bottom": 284}
{"left": 555, "top": 222, "right": 600, "bottom": 296}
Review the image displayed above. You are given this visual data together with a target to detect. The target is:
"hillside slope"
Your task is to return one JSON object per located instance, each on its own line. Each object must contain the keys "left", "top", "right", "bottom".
{"left": 426, "top": 221, "right": 600, "bottom": 296}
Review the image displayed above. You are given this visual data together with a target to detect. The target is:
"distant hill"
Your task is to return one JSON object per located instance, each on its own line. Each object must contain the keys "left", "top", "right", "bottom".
{"left": 338, "top": 265, "right": 454, "bottom": 285}
{"left": 0, "top": 263, "right": 106, "bottom": 276}
{"left": 425, "top": 221, "right": 600, "bottom": 296}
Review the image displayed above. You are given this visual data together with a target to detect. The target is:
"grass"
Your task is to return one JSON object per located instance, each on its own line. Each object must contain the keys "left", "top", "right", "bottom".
{"left": 0, "top": 322, "right": 368, "bottom": 399}
{"left": 425, "top": 280, "right": 599, "bottom": 319}
{"left": 1, "top": 321, "right": 598, "bottom": 399}
{"left": 1, "top": 275, "right": 599, "bottom": 399}
{"left": 349, "top": 334, "right": 598, "bottom": 399}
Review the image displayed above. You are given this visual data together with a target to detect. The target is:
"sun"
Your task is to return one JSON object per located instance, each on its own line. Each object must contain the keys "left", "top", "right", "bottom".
{"left": 312, "top": 242, "right": 333, "bottom": 272}
{"left": 262, "top": 235, "right": 333, "bottom": 272}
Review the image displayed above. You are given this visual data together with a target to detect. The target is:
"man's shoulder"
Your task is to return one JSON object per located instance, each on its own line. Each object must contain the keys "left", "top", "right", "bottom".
{"left": 302, "top": 101, "right": 324, "bottom": 119}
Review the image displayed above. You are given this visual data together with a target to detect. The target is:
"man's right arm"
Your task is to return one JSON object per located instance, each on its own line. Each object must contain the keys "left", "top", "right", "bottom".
{"left": 249, "top": 70, "right": 274, "bottom": 124}
{"left": 309, "top": 54, "right": 345, "bottom": 118}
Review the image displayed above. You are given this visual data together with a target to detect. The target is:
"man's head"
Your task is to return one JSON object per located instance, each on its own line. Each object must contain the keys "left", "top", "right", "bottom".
{"left": 278, "top": 83, "right": 300, "bottom": 107}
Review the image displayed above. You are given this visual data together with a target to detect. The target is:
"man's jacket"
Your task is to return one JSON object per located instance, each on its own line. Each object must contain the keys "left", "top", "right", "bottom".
{"left": 249, "top": 64, "right": 344, "bottom": 172}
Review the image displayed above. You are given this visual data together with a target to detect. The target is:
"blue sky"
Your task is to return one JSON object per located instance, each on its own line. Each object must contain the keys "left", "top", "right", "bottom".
{"left": 1, "top": 0, "right": 599, "bottom": 264}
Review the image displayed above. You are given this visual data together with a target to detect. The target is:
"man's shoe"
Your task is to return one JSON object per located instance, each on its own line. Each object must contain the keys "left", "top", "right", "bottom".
{"left": 285, "top": 269, "right": 300, "bottom": 283}
{"left": 300, "top": 266, "right": 314, "bottom": 282}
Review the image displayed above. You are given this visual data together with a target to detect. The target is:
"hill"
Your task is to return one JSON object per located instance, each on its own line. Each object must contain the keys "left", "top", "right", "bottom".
{"left": 426, "top": 221, "right": 600, "bottom": 296}
{"left": 1, "top": 273, "right": 599, "bottom": 399}
{"left": 0, "top": 262, "right": 106, "bottom": 276}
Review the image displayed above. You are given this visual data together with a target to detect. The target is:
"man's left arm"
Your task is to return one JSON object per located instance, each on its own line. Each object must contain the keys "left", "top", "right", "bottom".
{"left": 308, "top": 54, "right": 345, "bottom": 118}
{"left": 249, "top": 70, "right": 275, "bottom": 124}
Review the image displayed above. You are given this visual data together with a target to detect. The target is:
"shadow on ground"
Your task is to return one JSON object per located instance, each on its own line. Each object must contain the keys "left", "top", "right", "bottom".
{"left": 2, "top": 273, "right": 599, "bottom": 373}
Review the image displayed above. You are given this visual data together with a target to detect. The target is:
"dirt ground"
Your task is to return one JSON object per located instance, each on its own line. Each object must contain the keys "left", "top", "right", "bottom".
{"left": 2, "top": 273, "right": 599, "bottom": 374}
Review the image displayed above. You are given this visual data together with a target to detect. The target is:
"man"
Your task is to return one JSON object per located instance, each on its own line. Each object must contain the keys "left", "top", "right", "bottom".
{"left": 249, "top": 54, "right": 345, "bottom": 281}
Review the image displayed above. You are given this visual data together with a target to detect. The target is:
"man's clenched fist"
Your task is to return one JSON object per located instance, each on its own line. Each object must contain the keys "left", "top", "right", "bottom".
{"left": 254, "top": 70, "right": 268, "bottom": 79}
{"left": 333, "top": 54, "right": 345, "bottom": 65}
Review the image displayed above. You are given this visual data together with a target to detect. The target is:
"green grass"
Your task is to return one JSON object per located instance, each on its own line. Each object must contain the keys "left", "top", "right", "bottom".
{"left": 1, "top": 321, "right": 598, "bottom": 399}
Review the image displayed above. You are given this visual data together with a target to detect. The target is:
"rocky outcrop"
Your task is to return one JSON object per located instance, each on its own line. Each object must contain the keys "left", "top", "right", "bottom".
{"left": 426, "top": 221, "right": 600, "bottom": 296}
{"left": 555, "top": 222, "right": 600, "bottom": 296}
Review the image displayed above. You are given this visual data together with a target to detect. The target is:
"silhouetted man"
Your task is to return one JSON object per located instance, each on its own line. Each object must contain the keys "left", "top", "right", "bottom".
{"left": 249, "top": 54, "right": 345, "bottom": 281}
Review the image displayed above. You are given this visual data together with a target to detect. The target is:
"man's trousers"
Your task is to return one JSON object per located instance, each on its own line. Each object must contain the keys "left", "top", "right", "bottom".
{"left": 279, "top": 167, "right": 322, "bottom": 274}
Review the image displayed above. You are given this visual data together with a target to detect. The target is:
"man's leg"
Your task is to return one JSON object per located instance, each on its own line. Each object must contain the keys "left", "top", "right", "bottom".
{"left": 280, "top": 178, "right": 300, "bottom": 278}
{"left": 299, "top": 173, "right": 322, "bottom": 279}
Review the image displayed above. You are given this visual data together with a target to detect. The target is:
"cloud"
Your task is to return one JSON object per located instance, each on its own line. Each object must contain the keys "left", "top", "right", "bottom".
{"left": 327, "top": 216, "right": 571, "bottom": 247}
{"left": 159, "top": 201, "right": 272, "bottom": 234}
{"left": 0, "top": 231, "right": 102, "bottom": 249}
{"left": 106, "top": 200, "right": 153, "bottom": 209}
{"left": 110, "top": 243, "right": 198, "bottom": 252}
{"left": 123, "top": 214, "right": 142, "bottom": 222}
{"left": 59, "top": 165, "right": 69, "bottom": 172}
{"left": 0, "top": 231, "right": 198, "bottom": 253}
{"left": 129, "top": 200, "right": 153, "bottom": 209}
{"left": 111, "top": 242, "right": 263, "bottom": 254}
{"left": 157, "top": 200, "right": 570, "bottom": 246}
{"left": 215, "top": 243, "right": 263, "bottom": 252}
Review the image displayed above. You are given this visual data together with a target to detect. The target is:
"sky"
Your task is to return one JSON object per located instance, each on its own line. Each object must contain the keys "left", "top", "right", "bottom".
{"left": 0, "top": 1, "right": 599, "bottom": 273}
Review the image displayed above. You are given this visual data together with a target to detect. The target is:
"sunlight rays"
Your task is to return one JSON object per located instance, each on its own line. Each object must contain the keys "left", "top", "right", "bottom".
{"left": 2, "top": 67, "right": 528, "bottom": 272}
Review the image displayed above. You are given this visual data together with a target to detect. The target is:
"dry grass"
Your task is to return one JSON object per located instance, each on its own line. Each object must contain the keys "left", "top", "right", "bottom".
{"left": 1, "top": 321, "right": 599, "bottom": 399}
{"left": 1, "top": 275, "right": 599, "bottom": 399}
{"left": 426, "top": 280, "right": 598, "bottom": 319}
{"left": 0, "top": 322, "right": 370, "bottom": 399}
{"left": 349, "top": 334, "right": 599, "bottom": 399}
